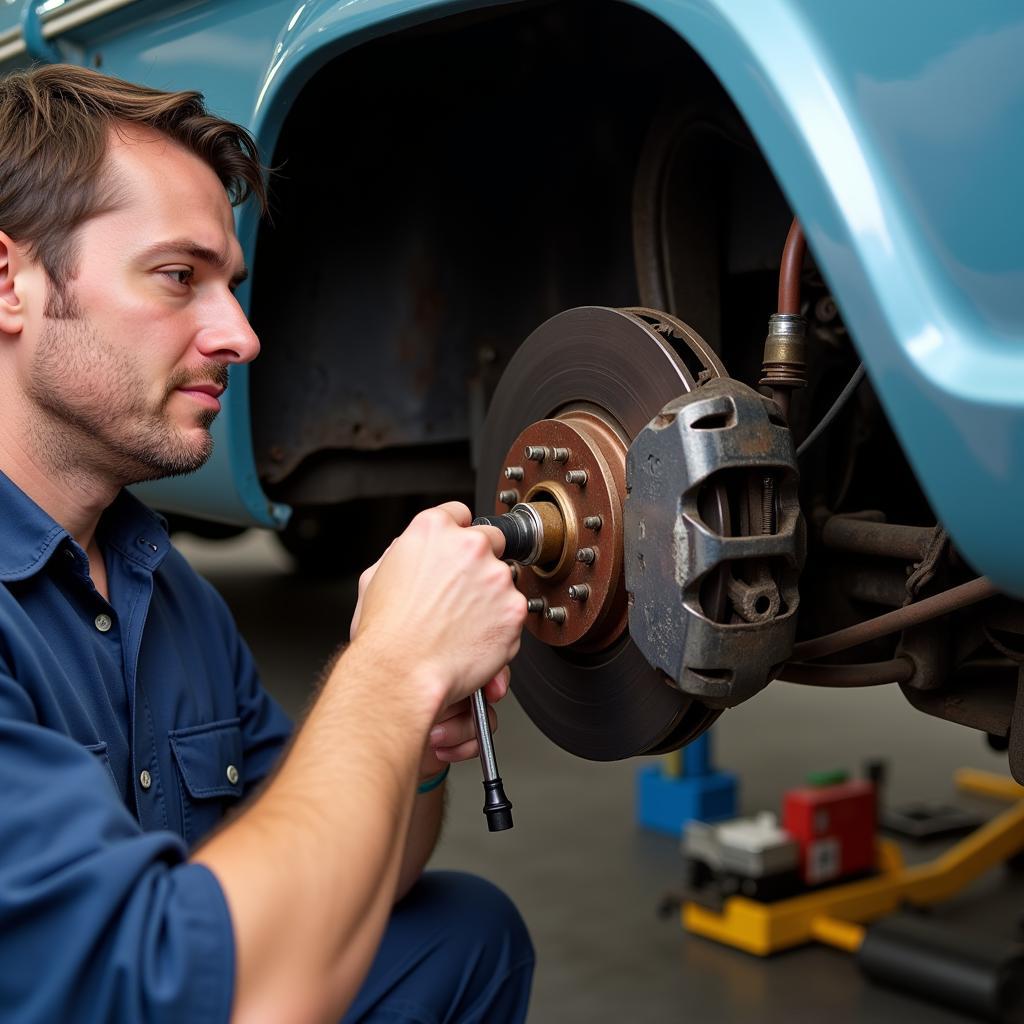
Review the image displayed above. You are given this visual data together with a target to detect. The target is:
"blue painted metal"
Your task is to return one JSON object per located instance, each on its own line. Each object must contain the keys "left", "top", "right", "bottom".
{"left": 20, "top": 0, "right": 61, "bottom": 63}
{"left": 631, "top": 0, "right": 1024, "bottom": 595}
{"left": 2, "top": 0, "right": 1022, "bottom": 589}
{"left": 636, "top": 732, "right": 738, "bottom": 836}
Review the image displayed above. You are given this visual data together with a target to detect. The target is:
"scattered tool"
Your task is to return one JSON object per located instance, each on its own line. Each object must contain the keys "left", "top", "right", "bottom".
{"left": 682, "top": 768, "right": 1024, "bottom": 1022}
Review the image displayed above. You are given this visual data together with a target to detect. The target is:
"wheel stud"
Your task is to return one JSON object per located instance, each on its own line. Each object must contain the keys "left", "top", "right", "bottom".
{"left": 526, "top": 598, "right": 545, "bottom": 613}
{"left": 583, "top": 515, "right": 602, "bottom": 531}
{"left": 568, "top": 584, "right": 590, "bottom": 601}
{"left": 552, "top": 448, "right": 570, "bottom": 463}
{"left": 524, "top": 446, "right": 547, "bottom": 462}
{"left": 576, "top": 547, "right": 596, "bottom": 565}
{"left": 498, "top": 489, "right": 518, "bottom": 506}
{"left": 565, "top": 469, "right": 588, "bottom": 486}
{"left": 504, "top": 466, "right": 524, "bottom": 481}
{"left": 546, "top": 606, "right": 567, "bottom": 624}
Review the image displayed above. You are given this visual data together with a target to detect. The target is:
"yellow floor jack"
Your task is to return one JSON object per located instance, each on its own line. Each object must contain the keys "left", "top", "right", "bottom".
{"left": 683, "top": 770, "right": 1024, "bottom": 1022}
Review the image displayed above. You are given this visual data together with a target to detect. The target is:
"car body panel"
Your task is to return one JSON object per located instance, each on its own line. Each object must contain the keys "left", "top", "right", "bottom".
{"left": 3, "top": 0, "right": 1023, "bottom": 592}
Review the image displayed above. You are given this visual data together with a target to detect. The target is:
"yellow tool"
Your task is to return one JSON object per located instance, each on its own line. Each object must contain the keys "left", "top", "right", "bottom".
{"left": 684, "top": 768, "right": 1024, "bottom": 954}
{"left": 682, "top": 769, "right": 1024, "bottom": 1021}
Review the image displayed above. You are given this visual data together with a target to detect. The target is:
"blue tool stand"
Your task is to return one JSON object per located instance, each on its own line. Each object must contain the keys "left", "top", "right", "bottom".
{"left": 636, "top": 732, "right": 738, "bottom": 836}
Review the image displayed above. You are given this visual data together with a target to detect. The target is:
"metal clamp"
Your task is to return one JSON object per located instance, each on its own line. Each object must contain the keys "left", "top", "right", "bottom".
{"left": 624, "top": 378, "right": 805, "bottom": 707}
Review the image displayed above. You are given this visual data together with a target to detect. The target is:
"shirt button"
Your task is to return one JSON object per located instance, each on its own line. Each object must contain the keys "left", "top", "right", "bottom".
{"left": 139, "top": 770, "right": 152, "bottom": 790}
{"left": 226, "top": 764, "right": 239, "bottom": 785}
{"left": 94, "top": 613, "right": 112, "bottom": 633}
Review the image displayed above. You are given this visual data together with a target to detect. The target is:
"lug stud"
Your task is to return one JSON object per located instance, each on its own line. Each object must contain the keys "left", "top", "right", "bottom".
{"left": 504, "top": 466, "right": 524, "bottom": 481}
{"left": 546, "top": 606, "right": 567, "bottom": 624}
{"left": 524, "top": 446, "right": 547, "bottom": 462}
{"left": 498, "top": 489, "right": 518, "bottom": 506}
{"left": 576, "top": 547, "right": 596, "bottom": 565}
{"left": 568, "top": 584, "right": 590, "bottom": 601}
{"left": 583, "top": 515, "right": 602, "bottom": 531}
{"left": 526, "top": 598, "right": 545, "bottom": 613}
{"left": 552, "top": 448, "right": 570, "bottom": 463}
{"left": 565, "top": 469, "right": 588, "bottom": 486}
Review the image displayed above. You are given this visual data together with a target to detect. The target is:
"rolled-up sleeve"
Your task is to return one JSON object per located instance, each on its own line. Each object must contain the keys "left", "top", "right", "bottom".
{"left": 0, "top": 670, "right": 235, "bottom": 1024}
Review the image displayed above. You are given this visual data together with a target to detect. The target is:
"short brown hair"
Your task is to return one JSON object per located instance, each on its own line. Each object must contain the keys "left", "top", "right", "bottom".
{"left": 0, "top": 63, "right": 267, "bottom": 302}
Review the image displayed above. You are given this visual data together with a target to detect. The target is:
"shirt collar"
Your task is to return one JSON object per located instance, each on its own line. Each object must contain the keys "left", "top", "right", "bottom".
{"left": 0, "top": 470, "right": 169, "bottom": 582}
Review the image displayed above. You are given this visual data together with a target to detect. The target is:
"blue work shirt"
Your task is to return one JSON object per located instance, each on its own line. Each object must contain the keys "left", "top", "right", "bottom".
{"left": 0, "top": 470, "right": 294, "bottom": 1022}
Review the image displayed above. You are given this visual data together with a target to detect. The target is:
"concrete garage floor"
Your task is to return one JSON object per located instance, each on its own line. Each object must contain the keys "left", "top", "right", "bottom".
{"left": 178, "top": 529, "right": 1024, "bottom": 1024}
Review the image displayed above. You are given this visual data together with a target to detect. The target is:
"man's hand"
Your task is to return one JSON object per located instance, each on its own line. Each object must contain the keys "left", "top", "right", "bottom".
{"left": 349, "top": 502, "right": 526, "bottom": 712}
{"left": 419, "top": 667, "right": 509, "bottom": 780}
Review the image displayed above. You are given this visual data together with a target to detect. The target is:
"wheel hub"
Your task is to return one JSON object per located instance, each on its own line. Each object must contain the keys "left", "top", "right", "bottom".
{"left": 494, "top": 410, "right": 628, "bottom": 650}
{"left": 476, "top": 305, "right": 726, "bottom": 760}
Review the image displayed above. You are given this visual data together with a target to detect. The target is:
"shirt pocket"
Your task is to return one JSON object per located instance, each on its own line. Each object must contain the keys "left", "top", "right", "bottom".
{"left": 168, "top": 718, "right": 244, "bottom": 846}
{"left": 83, "top": 740, "right": 119, "bottom": 793}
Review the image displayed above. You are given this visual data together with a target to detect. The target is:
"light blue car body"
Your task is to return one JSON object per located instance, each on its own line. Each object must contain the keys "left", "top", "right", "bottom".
{"left": 3, "top": 0, "right": 1023, "bottom": 594}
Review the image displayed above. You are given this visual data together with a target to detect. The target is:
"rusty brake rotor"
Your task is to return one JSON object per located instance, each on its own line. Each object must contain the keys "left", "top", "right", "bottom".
{"left": 476, "top": 306, "right": 726, "bottom": 760}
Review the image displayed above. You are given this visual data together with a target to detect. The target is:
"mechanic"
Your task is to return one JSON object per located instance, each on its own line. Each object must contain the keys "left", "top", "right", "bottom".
{"left": 0, "top": 64, "right": 533, "bottom": 1023}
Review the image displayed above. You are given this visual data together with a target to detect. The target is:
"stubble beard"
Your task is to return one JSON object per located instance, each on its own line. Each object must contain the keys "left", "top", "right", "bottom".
{"left": 26, "top": 309, "right": 223, "bottom": 486}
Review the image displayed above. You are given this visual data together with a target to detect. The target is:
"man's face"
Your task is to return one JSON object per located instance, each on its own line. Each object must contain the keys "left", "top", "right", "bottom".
{"left": 18, "top": 126, "right": 259, "bottom": 483}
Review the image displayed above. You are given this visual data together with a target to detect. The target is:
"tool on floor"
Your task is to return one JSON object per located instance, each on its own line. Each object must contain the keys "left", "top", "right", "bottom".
{"left": 636, "top": 730, "right": 737, "bottom": 836}
{"left": 681, "top": 768, "right": 1024, "bottom": 1023}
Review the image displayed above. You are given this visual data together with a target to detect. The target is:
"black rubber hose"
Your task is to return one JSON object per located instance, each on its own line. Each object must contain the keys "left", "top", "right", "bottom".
{"left": 858, "top": 915, "right": 1024, "bottom": 1023}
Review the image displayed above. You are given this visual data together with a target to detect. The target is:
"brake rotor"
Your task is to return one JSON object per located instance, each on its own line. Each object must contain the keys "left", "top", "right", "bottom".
{"left": 476, "top": 306, "right": 726, "bottom": 760}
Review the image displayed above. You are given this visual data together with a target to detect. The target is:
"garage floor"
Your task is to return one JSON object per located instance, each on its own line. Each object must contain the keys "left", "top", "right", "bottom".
{"left": 178, "top": 529, "right": 1024, "bottom": 1024}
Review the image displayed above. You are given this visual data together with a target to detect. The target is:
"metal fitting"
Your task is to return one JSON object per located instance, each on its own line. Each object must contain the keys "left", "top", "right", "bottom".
{"left": 576, "top": 547, "right": 596, "bottom": 565}
{"left": 552, "top": 448, "right": 570, "bottom": 463}
{"left": 565, "top": 469, "right": 588, "bottom": 486}
{"left": 498, "top": 489, "right": 518, "bottom": 506}
{"left": 526, "top": 598, "right": 545, "bottom": 613}
{"left": 524, "top": 446, "right": 548, "bottom": 462}
{"left": 759, "top": 314, "right": 808, "bottom": 390}
{"left": 546, "top": 606, "right": 567, "bottom": 624}
{"left": 568, "top": 584, "right": 590, "bottom": 601}
{"left": 504, "top": 466, "right": 525, "bottom": 481}
{"left": 583, "top": 515, "right": 602, "bottom": 531}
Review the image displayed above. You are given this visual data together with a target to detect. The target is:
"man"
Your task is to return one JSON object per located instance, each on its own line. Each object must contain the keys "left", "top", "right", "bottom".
{"left": 0, "top": 65, "right": 532, "bottom": 1023}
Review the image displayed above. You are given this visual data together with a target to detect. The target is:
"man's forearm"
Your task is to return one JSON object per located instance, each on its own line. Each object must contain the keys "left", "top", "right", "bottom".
{"left": 193, "top": 639, "right": 445, "bottom": 1024}
{"left": 395, "top": 782, "right": 446, "bottom": 902}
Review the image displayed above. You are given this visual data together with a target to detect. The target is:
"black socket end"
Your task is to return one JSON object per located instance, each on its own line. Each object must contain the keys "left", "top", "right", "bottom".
{"left": 482, "top": 777, "right": 514, "bottom": 832}
{"left": 471, "top": 513, "right": 535, "bottom": 564}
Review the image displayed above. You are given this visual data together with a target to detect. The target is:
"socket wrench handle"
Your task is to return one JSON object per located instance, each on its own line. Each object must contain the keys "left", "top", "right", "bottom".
{"left": 471, "top": 689, "right": 514, "bottom": 831}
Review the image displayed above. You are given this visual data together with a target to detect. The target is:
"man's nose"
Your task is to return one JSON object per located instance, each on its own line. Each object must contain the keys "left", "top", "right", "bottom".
{"left": 194, "top": 294, "right": 261, "bottom": 364}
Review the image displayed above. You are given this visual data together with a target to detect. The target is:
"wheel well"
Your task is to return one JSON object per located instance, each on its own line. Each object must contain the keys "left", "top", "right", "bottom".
{"left": 248, "top": 0, "right": 790, "bottom": 506}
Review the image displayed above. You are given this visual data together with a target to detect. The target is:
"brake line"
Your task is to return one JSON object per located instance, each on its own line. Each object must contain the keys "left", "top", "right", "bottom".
{"left": 791, "top": 576, "right": 998, "bottom": 663}
{"left": 780, "top": 658, "right": 915, "bottom": 688}
{"left": 796, "top": 363, "right": 865, "bottom": 457}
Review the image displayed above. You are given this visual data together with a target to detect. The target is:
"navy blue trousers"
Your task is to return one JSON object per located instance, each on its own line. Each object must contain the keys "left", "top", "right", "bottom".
{"left": 340, "top": 872, "right": 534, "bottom": 1024}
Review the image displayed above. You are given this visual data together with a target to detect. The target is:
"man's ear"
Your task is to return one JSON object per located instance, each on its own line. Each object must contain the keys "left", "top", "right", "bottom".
{"left": 0, "top": 231, "right": 26, "bottom": 336}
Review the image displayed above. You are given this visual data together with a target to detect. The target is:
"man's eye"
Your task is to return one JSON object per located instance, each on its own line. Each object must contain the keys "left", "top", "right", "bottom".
{"left": 162, "top": 268, "right": 194, "bottom": 286}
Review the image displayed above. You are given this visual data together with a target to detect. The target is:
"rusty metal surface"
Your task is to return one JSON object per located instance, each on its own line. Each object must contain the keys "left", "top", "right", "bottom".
{"left": 821, "top": 516, "right": 936, "bottom": 562}
{"left": 496, "top": 413, "right": 627, "bottom": 650}
{"left": 625, "top": 377, "right": 805, "bottom": 707}
{"left": 794, "top": 576, "right": 998, "bottom": 662}
{"left": 475, "top": 306, "right": 719, "bottom": 760}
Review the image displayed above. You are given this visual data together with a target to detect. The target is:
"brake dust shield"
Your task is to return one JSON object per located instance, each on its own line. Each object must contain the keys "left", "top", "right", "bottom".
{"left": 476, "top": 306, "right": 724, "bottom": 760}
